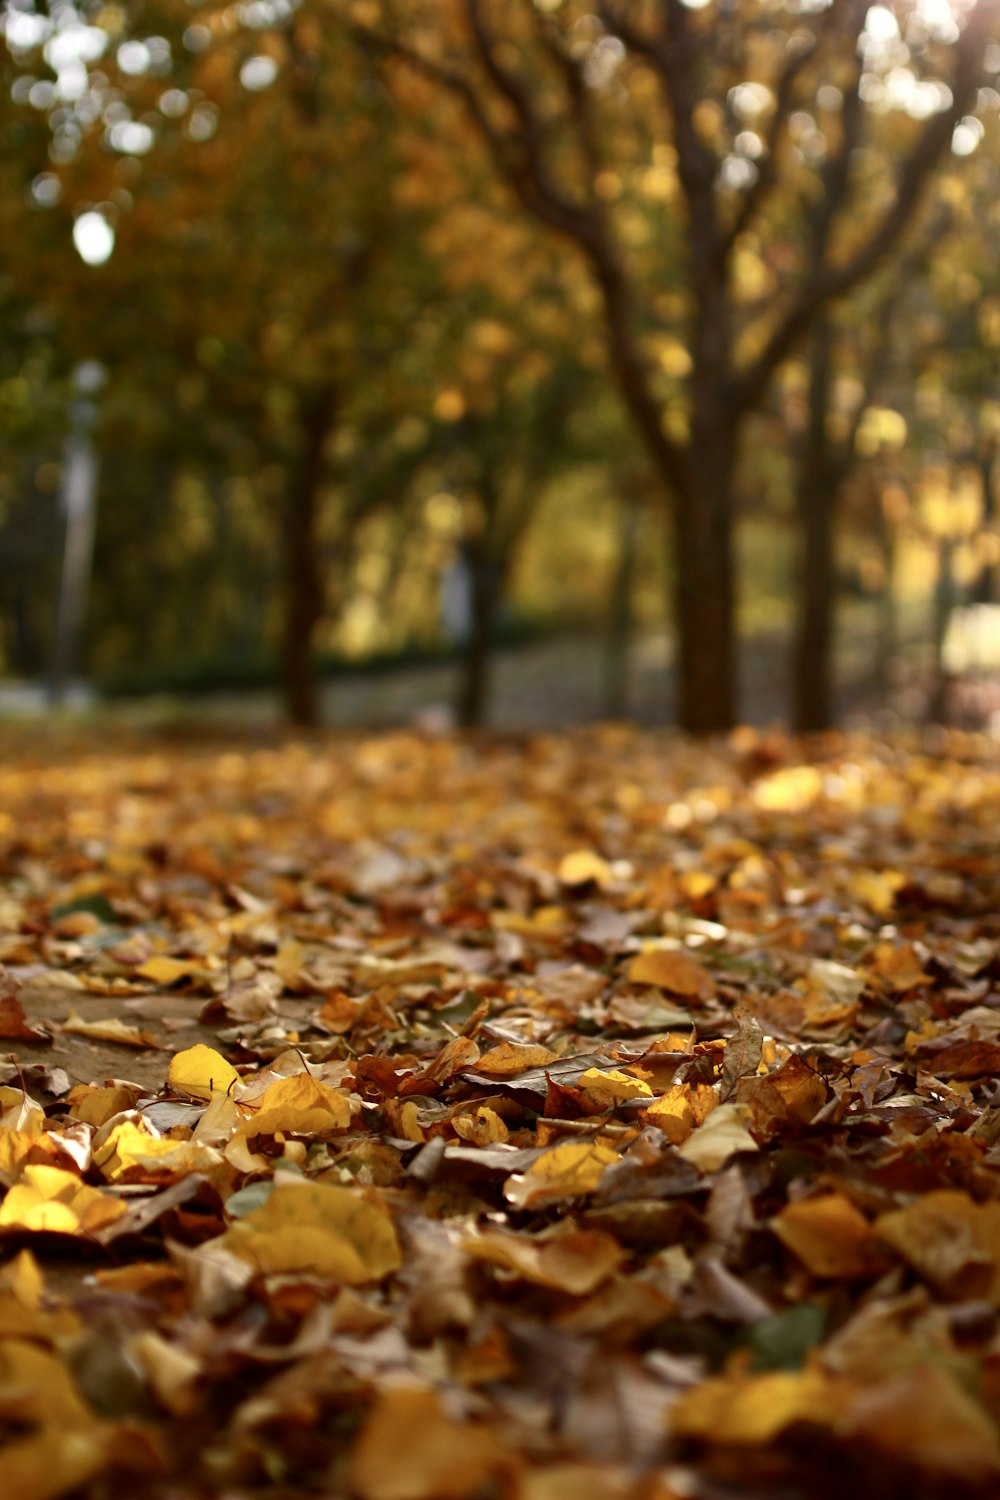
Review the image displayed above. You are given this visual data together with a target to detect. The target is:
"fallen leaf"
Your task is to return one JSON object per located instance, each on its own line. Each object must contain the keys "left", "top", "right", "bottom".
{"left": 671, "top": 1364, "right": 848, "bottom": 1444}
{"left": 61, "top": 1010, "right": 161, "bottom": 1049}
{"left": 0, "top": 993, "right": 49, "bottom": 1043}
{"left": 841, "top": 1362, "right": 1000, "bottom": 1478}
{"left": 628, "top": 948, "right": 713, "bottom": 999}
{"left": 93, "top": 1118, "right": 224, "bottom": 1182}
{"left": 167, "top": 1043, "right": 240, "bottom": 1102}
{"left": 0, "top": 1162, "right": 127, "bottom": 1235}
{"left": 772, "top": 1193, "right": 879, "bottom": 1279}
{"left": 220, "top": 1179, "right": 401, "bottom": 1282}
{"left": 349, "top": 1384, "right": 509, "bottom": 1500}
{"left": 643, "top": 1081, "right": 717, "bottom": 1143}
{"left": 0, "top": 1339, "right": 110, "bottom": 1499}
{"left": 472, "top": 1041, "right": 561, "bottom": 1077}
{"left": 465, "top": 1225, "right": 624, "bottom": 1295}
{"left": 720, "top": 1008, "right": 763, "bottom": 1100}
{"left": 558, "top": 850, "right": 614, "bottom": 888}
{"left": 135, "top": 955, "right": 210, "bottom": 986}
{"left": 677, "top": 1104, "right": 758, "bottom": 1173}
{"left": 575, "top": 1068, "right": 652, "bottom": 1108}
{"left": 874, "top": 1190, "right": 1000, "bottom": 1301}
{"left": 235, "top": 1071, "right": 352, "bottom": 1141}
{"left": 866, "top": 941, "right": 930, "bottom": 994}
{"left": 505, "top": 1140, "right": 620, "bottom": 1209}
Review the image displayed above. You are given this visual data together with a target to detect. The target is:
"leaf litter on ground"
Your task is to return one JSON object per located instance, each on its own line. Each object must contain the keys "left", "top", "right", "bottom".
{"left": 0, "top": 723, "right": 999, "bottom": 1496}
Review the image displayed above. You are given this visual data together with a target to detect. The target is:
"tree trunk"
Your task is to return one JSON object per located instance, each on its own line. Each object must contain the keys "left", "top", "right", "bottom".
{"left": 282, "top": 388, "right": 336, "bottom": 728}
{"left": 590, "top": 256, "right": 738, "bottom": 734}
{"left": 603, "top": 494, "right": 638, "bottom": 719}
{"left": 974, "top": 437, "right": 997, "bottom": 605}
{"left": 792, "top": 464, "right": 840, "bottom": 734}
{"left": 875, "top": 486, "right": 899, "bottom": 699}
{"left": 455, "top": 543, "right": 501, "bottom": 729}
{"left": 929, "top": 536, "right": 956, "bottom": 724}
{"left": 671, "top": 422, "right": 737, "bottom": 734}
{"left": 792, "top": 320, "right": 840, "bottom": 733}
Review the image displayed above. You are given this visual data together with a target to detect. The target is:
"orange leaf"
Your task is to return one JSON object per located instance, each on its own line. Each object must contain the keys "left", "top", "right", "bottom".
{"left": 349, "top": 1385, "right": 508, "bottom": 1500}
{"left": 628, "top": 948, "right": 713, "bottom": 998}
{"left": 772, "top": 1193, "right": 878, "bottom": 1279}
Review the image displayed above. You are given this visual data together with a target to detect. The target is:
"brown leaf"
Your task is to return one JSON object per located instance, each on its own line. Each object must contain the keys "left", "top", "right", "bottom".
{"left": 719, "top": 1008, "right": 763, "bottom": 1101}
{"left": 0, "top": 994, "right": 49, "bottom": 1043}
{"left": 465, "top": 1224, "right": 624, "bottom": 1295}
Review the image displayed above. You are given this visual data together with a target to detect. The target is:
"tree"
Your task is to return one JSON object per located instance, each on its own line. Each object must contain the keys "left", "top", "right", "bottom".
{"left": 344, "top": 0, "right": 993, "bottom": 732}
{"left": 3, "top": 4, "right": 452, "bottom": 723}
{"left": 788, "top": 212, "right": 952, "bottom": 733}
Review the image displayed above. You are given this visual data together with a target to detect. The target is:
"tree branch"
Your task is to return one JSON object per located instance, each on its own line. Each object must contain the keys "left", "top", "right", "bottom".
{"left": 722, "top": 3, "right": 852, "bottom": 254}
{"left": 596, "top": 0, "right": 658, "bottom": 64}
{"left": 732, "top": 7, "right": 988, "bottom": 416}
{"left": 659, "top": 0, "right": 721, "bottom": 271}
{"left": 463, "top": 0, "right": 601, "bottom": 246}
{"left": 531, "top": 8, "right": 604, "bottom": 196}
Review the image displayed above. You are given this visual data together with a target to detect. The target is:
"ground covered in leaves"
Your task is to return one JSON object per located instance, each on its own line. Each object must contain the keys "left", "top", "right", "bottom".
{"left": 2, "top": 723, "right": 1000, "bottom": 1500}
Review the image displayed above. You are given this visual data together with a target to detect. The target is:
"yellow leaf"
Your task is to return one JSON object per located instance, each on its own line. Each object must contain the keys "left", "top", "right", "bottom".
{"left": 772, "top": 1193, "right": 877, "bottom": 1279}
{"left": 0, "top": 1140, "right": 36, "bottom": 1187}
{"left": 93, "top": 1120, "right": 224, "bottom": 1181}
{"left": 0, "top": 1164, "right": 126, "bottom": 1236}
{"left": 0, "top": 1337, "right": 94, "bottom": 1427}
{"left": 135, "top": 955, "right": 206, "bottom": 985}
{"left": 129, "top": 1330, "right": 201, "bottom": 1417}
{"left": 273, "top": 939, "right": 306, "bottom": 988}
{"left": 672, "top": 1365, "right": 847, "bottom": 1445}
{"left": 0, "top": 1089, "right": 45, "bottom": 1135}
{"left": 61, "top": 1010, "right": 160, "bottom": 1049}
{"left": 473, "top": 1041, "right": 560, "bottom": 1077}
{"left": 505, "top": 1140, "right": 619, "bottom": 1209}
{"left": 848, "top": 869, "right": 905, "bottom": 917}
{"left": 643, "top": 1082, "right": 717, "bottom": 1143}
{"left": 677, "top": 1103, "right": 758, "bottom": 1173}
{"left": 220, "top": 1180, "right": 401, "bottom": 1283}
{"left": 237, "top": 1072, "right": 351, "bottom": 1140}
{"left": 557, "top": 850, "right": 613, "bottom": 888}
{"left": 349, "top": 1384, "right": 507, "bottom": 1500}
{"left": 465, "top": 1225, "right": 623, "bottom": 1295}
{"left": 0, "top": 1343, "right": 113, "bottom": 1498}
{"left": 66, "top": 1084, "right": 138, "bottom": 1127}
{"left": 451, "top": 1107, "right": 509, "bottom": 1145}
{"left": 628, "top": 948, "right": 713, "bottom": 998}
{"left": 226, "top": 1073, "right": 351, "bottom": 1167}
{"left": 0, "top": 1430, "right": 110, "bottom": 1500}
{"left": 2, "top": 1248, "right": 43, "bottom": 1310}
{"left": 490, "top": 905, "right": 568, "bottom": 937}
{"left": 576, "top": 1068, "right": 652, "bottom": 1107}
{"left": 167, "top": 1043, "right": 240, "bottom": 1102}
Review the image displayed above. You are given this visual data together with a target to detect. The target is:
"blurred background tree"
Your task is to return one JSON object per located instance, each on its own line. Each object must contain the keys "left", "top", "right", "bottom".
{"left": 1, "top": 0, "right": 999, "bottom": 734}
